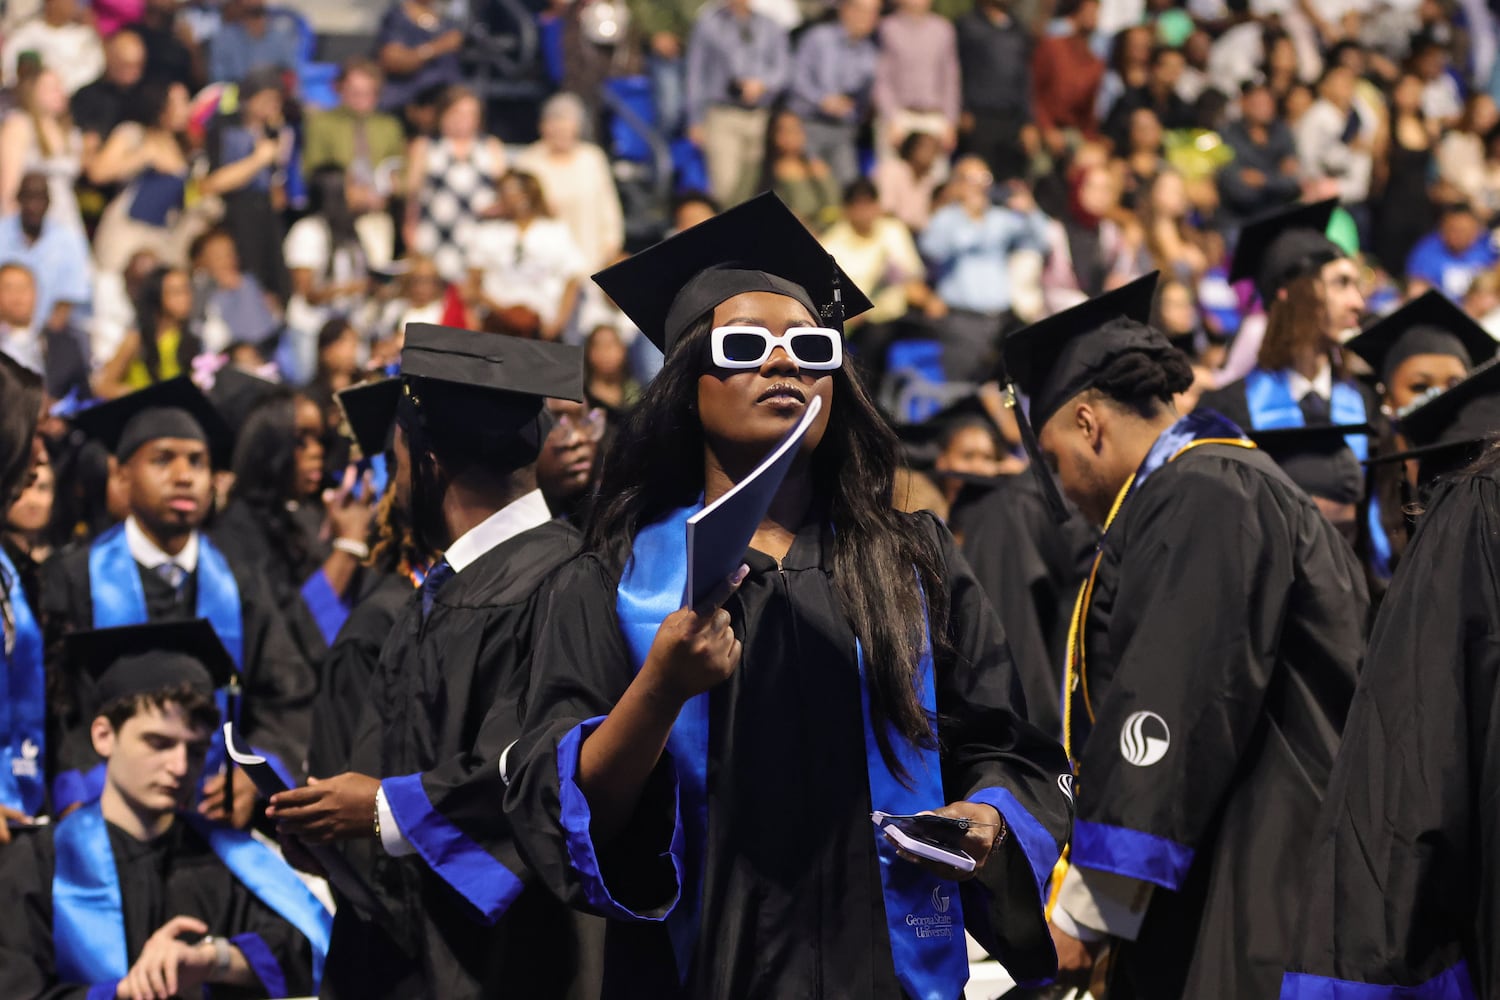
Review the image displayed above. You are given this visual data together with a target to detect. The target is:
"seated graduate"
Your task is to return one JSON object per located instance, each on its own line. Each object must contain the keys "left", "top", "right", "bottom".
{"left": 1198, "top": 200, "right": 1392, "bottom": 579}
{"left": 501, "top": 194, "right": 1075, "bottom": 998}
{"left": 1280, "top": 443, "right": 1500, "bottom": 999}
{"left": 1343, "top": 290, "right": 1497, "bottom": 570}
{"left": 1000, "top": 274, "right": 1369, "bottom": 1000}
{"left": 268, "top": 328, "right": 600, "bottom": 999}
{"left": 1368, "top": 358, "right": 1500, "bottom": 503}
{"left": 41, "top": 378, "right": 316, "bottom": 827}
{"left": 210, "top": 383, "right": 378, "bottom": 663}
{"left": 1248, "top": 423, "right": 1374, "bottom": 547}
{"left": 1, "top": 353, "right": 47, "bottom": 837}
{"left": 0, "top": 619, "right": 330, "bottom": 1000}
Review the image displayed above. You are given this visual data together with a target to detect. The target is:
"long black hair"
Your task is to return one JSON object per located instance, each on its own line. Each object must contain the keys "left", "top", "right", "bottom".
{"left": 229, "top": 391, "right": 314, "bottom": 579}
{"left": 587, "top": 318, "right": 952, "bottom": 775}
{"left": 130, "top": 267, "right": 200, "bottom": 382}
{"left": 0, "top": 357, "right": 41, "bottom": 511}
{"left": 307, "top": 164, "right": 365, "bottom": 280}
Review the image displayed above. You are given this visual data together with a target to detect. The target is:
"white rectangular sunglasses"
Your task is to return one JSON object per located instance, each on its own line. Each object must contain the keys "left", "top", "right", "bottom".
{"left": 710, "top": 326, "right": 843, "bottom": 371}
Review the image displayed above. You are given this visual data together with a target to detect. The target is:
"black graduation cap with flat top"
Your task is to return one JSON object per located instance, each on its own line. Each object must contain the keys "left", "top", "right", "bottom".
{"left": 337, "top": 377, "right": 402, "bottom": 460}
{"left": 71, "top": 376, "right": 235, "bottom": 468}
{"left": 1000, "top": 272, "right": 1166, "bottom": 521}
{"left": 1229, "top": 199, "right": 1343, "bottom": 304}
{"left": 592, "top": 192, "right": 874, "bottom": 357}
{"left": 66, "top": 618, "right": 237, "bottom": 714}
{"left": 1344, "top": 290, "right": 1498, "bottom": 385}
{"left": 1250, "top": 424, "right": 1372, "bottom": 505}
{"left": 1372, "top": 358, "right": 1500, "bottom": 481}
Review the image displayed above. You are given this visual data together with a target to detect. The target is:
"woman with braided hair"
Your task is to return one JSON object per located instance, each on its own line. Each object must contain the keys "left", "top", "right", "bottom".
{"left": 1000, "top": 273, "right": 1368, "bottom": 1000}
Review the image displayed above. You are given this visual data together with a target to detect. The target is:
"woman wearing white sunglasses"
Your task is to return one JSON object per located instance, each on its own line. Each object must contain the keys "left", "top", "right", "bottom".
{"left": 503, "top": 193, "right": 1073, "bottom": 999}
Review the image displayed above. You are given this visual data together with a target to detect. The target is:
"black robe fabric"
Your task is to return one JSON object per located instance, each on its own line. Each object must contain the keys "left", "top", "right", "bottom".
{"left": 325, "top": 519, "right": 601, "bottom": 1000}
{"left": 0, "top": 817, "right": 315, "bottom": 1000}
{"left": 306, "top": 572, "right": 413, "bottom": 779}
{"left": 39, "top": 538, "right": 317, "bottom": 790}
{"left": 958, "top": 474, "right": 1097, "bottom": 741}
{"left": 1070, "top": 442, "right": 1368, "bottom": 1000}
{"left": 504, "top": 512, "right": 1075, "bottom": 1000}
{"left": 1282, "top": 465, "right": 1500, "bottom": 998}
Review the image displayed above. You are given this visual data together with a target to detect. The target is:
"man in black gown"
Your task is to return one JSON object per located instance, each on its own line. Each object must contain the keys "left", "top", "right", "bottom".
{"left": 0, "top": 619, "right": 327, "bottom": 1000}
{"left": 1282, "top": 395, "right": 1500, "bottom": 998}
{"left": 41, "top": 378, "right": 315, "bottom": 825}
{"left": 1001, "top": 275, "right": 1368, "bottom": 999}
{"left": 267, "top": 325, "right": 600, "bottom": 999}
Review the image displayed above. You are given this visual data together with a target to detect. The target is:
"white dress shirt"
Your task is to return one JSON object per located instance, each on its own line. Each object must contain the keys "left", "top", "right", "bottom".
{"left": 1286, "top": 359, "right": 1333, "bottom": 403}
{"left": 125, "top": 516, "right": 200, "bottom": 574}
{"left": 375, "top": 490, "right": 553, "bottom": 856}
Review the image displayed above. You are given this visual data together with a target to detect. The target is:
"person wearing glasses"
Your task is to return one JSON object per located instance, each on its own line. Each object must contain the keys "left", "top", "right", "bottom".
{"left": 537, "top": 398, "right": 606, "bottom": 527}
{"left": 501, "top": 193, "right": 1073, "bottom": 997}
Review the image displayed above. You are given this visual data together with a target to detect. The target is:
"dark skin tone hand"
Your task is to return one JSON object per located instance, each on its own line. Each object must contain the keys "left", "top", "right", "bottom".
{"left": 267, "top": 772, "right": 382, "bottom": 843}
{"left": 886, "top": 802, "right": 1007, "bottom": 881}
{"left": 197, "top": 766, "right": 257, "bottom": 828}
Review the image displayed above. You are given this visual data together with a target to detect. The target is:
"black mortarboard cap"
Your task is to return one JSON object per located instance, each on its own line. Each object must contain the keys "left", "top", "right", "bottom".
{"left": 67, "top": 619, "right": 236, "bottom": 712}
{"left": 207, "top": 367, "right": 282, "bottom": 432}
{"left": 1229, "top": 199, "right": 1343, "bottom": 304}
{"left": 1002, "top": 273, "right": 1164, "bottom": 429}
{"left": 1250, "top": 424, "right": 1371, "bottom": 505}
{"left": 1000, "top": 273, "right": 1165, "bottom": 522}
{"left": 71, "top": 377, "right": 235, "bottom": 467}
{"left": 337, "top": 377, "right": 402, "bottom": 459}
{"left": 1344, "top": 291, "right": 1497, "bottom": 384}
{"left": 591, "top": 192, "right": 874, "bottom": 356}
{"left": 1374, "top": 358, "right": 1500, "bottom": 468}
{"left": 894, "top": 393, "right": 1001, "bottom": 465}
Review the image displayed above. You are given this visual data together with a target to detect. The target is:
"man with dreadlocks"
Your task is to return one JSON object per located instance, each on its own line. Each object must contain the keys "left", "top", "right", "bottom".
{"left": 266, "top": 324, "right": 601, "bottom": 999}
{"left": 1000, "top": 274, "right": 1368, "bottom": 1000}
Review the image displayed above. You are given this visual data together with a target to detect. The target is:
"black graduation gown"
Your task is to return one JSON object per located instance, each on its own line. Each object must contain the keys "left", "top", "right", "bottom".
{"left": 325, "top": 519, "right": 600, "bottom": 1000}
{"left": 504, "top": 513, "right": 1075, "bottom": 999}
{"left": 1282, "top": 466, "right": 1500, "bottom": 998}
{"left": 306, "top": 572, "right": 413, "bottom": 779}
{"left": 958, "top": 475, "right": 1097, "bottom": 741}
{"left": 39, "top": 539, "right": 317, "bottom": 791}
{"left": 1069, "top": 442, "right": 1368, "bottom": 1000}
{"left": 0, "top": 817, "right": 315, "bottom": 1000}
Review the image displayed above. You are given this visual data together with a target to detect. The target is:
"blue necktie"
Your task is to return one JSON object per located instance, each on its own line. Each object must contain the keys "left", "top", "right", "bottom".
{"left": 420, "top": 560, "right": 455, "bottom": 619}
{"left": 155, "top": 562, "right": 187, "bottom": 595}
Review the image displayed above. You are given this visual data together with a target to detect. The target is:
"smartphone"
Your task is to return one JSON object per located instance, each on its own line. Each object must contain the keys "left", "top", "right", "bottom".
{"left": 871, "top": 811, "right": 977, "bottom": 873}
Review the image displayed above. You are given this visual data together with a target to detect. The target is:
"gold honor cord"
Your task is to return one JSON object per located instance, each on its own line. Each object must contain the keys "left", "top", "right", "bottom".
{"left": 1047, "top": 436, "right": 1256, "bottom": 921}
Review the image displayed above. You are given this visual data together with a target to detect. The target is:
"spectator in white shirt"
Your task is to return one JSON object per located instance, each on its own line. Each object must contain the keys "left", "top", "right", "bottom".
{"left": 464, "top": 171, "right": 587, "bottom": 341}
{"left": 1, "top": 0, "right": 104, "bottom": 95}
{"left": 1295, "top": 64, "right": 1375, "bottom": 207}
{"left": 284, "top": 165, "right": 377, "bottom": 370}
{"left": 514, "top": 93, "right": 625, "bottom": 273}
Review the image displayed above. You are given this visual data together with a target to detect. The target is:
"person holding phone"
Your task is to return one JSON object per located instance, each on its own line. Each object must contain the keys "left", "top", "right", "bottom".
{"left": 502, "top": 193, "right": 1074, "bottom": 998}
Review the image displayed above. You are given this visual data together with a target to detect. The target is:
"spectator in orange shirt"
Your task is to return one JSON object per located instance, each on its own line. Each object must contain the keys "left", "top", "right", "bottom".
{"left": 1030, "top": 0, "right": 1104, "bottom": 161}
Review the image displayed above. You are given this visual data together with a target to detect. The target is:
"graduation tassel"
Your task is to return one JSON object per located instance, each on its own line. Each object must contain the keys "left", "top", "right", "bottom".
{"left": 1004, "top": 380, "right": 1072, "bottom": 525}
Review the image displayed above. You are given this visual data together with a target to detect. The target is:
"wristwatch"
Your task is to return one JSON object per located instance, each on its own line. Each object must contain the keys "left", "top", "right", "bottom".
{"left": 202, "top": 935, "right": 232, "bottom": 978}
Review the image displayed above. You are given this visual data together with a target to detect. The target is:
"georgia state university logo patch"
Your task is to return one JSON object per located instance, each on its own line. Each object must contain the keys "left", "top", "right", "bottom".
{"left": 906, "top": 887, "right": 956, "bottom": 939}
{"left": 1119, "top": 711, "right": 1170, "bottom": 767}
{"left": 1057, "top": 773, "right": 1075, "bottom": 803}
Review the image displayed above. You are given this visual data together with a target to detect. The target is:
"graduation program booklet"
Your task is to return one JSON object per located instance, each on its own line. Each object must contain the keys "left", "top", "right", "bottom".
{"left": 224, "top": 722, "right": 384, "bottom": 915}
{"left": 685, "top": 394, "right": 822, "bottom": 610}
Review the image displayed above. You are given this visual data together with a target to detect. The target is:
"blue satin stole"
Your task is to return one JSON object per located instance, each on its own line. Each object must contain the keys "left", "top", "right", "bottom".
{"left": 52, "top": 799, "right": 332, "bottom": 988}
{"left": 1242, "top": 368, "right": 1392, "bottom": 578}
{"left": 88, "top": 524, "right": 245, "bottom": 782}
{"left": 616, "top": 506, "right": 969, "bottom": 1000}
{"left": 0, "top": 545, "right": 46, "bottom": 816}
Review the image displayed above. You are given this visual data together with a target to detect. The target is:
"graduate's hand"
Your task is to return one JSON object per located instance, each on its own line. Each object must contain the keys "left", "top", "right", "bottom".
{"left": 197, "top": 767, "right": 257, "bottom": 829}
{"left": 643, "top": 565, "right": 748, "bottom": 703}
{"left": 267, "top": 772, "right": 382, "bottom": 843}
{"left": 889, "top": 802, "right": 1006, "bottom": 882}
{"left": 119, "top": 915, "right": 210, "bottom": 999}
{"left": 1047, "top": 919, "right": 1104, "bottom": 990}
{"left": 0, "top": 803, "right": 35, "bottom": 844}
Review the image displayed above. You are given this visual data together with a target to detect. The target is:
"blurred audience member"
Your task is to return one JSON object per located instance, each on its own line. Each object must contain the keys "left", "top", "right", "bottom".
{"left": 1030, "top": 0, "right": 1104, "bottom": 160}
{"left": 583, "top": 323, "right": 641, "bottom": 413}
{"left": 0, "top": 173, "right": 92, "bottom": 340}
{"left": 1141, "top": 169, "right": 1209, "bottom": 282}
{"left": 628, "top": 0, "right": 711, "bottom": 135}
{"left": 764, "top": 109, "right": 843, "bottom": 229}
{"left": 1295, "top": 64, "right": 1376, "bottom": 214}
{"left": 90, "top": 249, "right": 159, "bottom": 368}
{"left": 516, "top": 93, "right": 625, "bottom": 272}
{"left": 1103, "top": 44, "right": 1195, "bottom": 149}
{"left": 93, "top": 265, "right": 199, "bottom": 398}
{"left": 787, "top": 0, "right": 880, "bottom": 186}
{"left": 208, "top": 0, "right": 301, "bottom": 85}
{"left": 191, "top": 227, "right": 280, "bottom": 357}
{"left": 954, "top": 0, "right": 1032, "bottom": 183}
{"left": 0, "top": 68, "right": 83, "bottom": 232}
{"left": 685, "top": 0, "right": 791, "bottom": 207}
{"left": 403, "top": 85, "right": 506, "bottom": 285}
{"left": 375, "top": 0, "right": 465, "bottom": 131}
{"left": 874, "top": 129, "right": 944, "bottom": 232}
{"left": 1, "top": 0, "right": 103, "bottom": 95}
{"left": 875, "top": 0, "right": 960, "bottom": 163}
{"left": 135, "top": 0, "right": 201, "bottom": 89}
{"left": 0, "top": 262, "right": 88, "bottom": 397}
{"left": 1042, "top": 162, "right": 1146, "bottom": 311}
{"left": 1406, "top": 202, "right": 1500, "bottom": 300}
{"left": 1097, "top": 25, "right": 1153, "bottom": 125}
{"left": 71, "top": 30, "right": 147, "bottom": 152}
{"left": 284, "top": 166, "right": 376, "bottom": 378}
{"left": 1220, "top": 78, "right": 1303, "bottom": 220}
{"left": 373, "top": 255, "right": 461, "bottom": 363}
{"left": 302, "top": 58, "right": 407, "bottom": 211}
{"left": 1435, "top": 93, "right": 1500, "bottom": 219}
{"left": 465, "top": 171, "right": 586, "bottom": 341}
{"left": 1373, "top": 72, "right": 1438, "bottom": 278}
